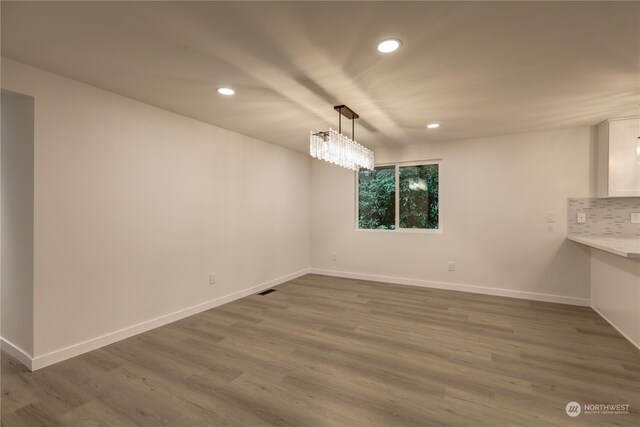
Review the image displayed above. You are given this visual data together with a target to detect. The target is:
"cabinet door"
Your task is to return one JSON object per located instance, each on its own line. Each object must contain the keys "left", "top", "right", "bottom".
{"left": 608, "top": 118, "right": 640, "bottom": 197}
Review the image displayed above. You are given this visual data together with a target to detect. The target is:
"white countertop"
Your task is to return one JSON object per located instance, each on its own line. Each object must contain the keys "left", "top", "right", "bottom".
{"left": 568, "top": 235, "right": 640, "bottom": 259}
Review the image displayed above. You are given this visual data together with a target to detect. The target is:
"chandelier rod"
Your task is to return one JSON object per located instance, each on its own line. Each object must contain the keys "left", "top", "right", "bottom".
{"left": 334, "top": 105, "right": 358, "bottom": 140}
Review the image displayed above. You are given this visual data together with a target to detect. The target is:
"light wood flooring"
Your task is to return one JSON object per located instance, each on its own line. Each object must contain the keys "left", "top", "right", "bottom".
{"left": 2, "top": 274, "right": 639, "bottom": 426}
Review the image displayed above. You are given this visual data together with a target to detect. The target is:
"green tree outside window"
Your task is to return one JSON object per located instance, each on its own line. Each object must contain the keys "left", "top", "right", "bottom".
{"left": 358, "top": 163, "right": 439, "bottom": 230}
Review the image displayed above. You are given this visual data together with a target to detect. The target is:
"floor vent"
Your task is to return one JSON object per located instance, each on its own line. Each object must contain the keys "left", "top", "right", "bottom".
{"left": 258, "top": 289, "right": 276, "bottom": 296}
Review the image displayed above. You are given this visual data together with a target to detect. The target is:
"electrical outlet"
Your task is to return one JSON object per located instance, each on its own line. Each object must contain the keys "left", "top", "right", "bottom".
{"left": 545, "top": 212, "right": 556, "bottom": 223}
{"left": 331, "top": 253, "right": 338, "bottom": 261}
{"left": 577, "top": 213, "right": 587, "bottom": 224}
{"left": 631, "top": 213, "right": 640, "bottom": 224}
{"left": 209, "top": 273, "right": 216, "bottom": 285}
{"left": 447, "top": 262, "right": 455, "bottom": 272}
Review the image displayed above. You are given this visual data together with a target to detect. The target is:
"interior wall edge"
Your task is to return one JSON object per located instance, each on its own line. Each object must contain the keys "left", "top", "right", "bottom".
{"left": 0, "top": 337, "right": 34, "bottom": 370}
{"left": 308, "top": 268, "right": 591, "bottom": 307}
{"left": 591, "top": 305, "right": 640, "bottom": 351}
{"left": 16, "top": 268, "right": 310, "bottom": 372}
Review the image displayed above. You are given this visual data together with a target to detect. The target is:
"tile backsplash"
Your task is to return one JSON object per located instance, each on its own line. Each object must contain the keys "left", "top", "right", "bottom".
{"left": 568, "top": 197, "right": 640, "bottom": 237}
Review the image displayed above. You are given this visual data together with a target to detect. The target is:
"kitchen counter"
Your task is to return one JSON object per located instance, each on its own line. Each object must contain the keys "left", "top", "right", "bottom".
{"left": 568, "top": 235, "right": 640, "bottom": 259}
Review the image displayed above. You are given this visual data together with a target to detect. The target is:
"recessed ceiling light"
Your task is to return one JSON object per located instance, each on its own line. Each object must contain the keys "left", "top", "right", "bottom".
{"left": 217, "top": 87, "right": 235, "bottom": 96}
{"left": 377, "top": 39, "right": 401, "bottom": 53}
{"left": 427, "top": 123, "right": 440, "bottom": 129}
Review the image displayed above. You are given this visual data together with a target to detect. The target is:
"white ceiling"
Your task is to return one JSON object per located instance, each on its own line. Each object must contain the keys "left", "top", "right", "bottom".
{"left": 2, "top": 1, "right": 639, "bottom": 152}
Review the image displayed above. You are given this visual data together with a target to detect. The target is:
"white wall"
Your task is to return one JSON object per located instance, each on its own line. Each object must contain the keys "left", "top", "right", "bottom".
{"left": 1, "top": 91, "right": 35, "bottom": 357}
{"left": 1, "top": 58, "right": 310, "bottom": 361}
{"left": 0, "top": 57, "right": 603, "bottom": 366}
{"left": 311, "top": 127, "right": 594, "bottom": 304}
{"left": 591, "top": 249, "right": 640, "bottom": 348}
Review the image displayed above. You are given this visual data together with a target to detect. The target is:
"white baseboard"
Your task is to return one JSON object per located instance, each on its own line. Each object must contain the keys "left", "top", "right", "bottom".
{"left": 9, "top": 268, "right": 310, "bottom": 371}
{"left": 591, "top": 306, "right": 640, "bottom": 350}
{"left": 4, "top": 267, "right": 600, "bottom": 371}
{"left": 309, "top": 268, "right": 591, "bottom": 307}
{"left": 0, "top": 338, "right": 33, "bottom": 370}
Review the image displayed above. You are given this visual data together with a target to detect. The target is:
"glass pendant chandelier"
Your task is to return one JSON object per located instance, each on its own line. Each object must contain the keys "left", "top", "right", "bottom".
{"left": 310, "top": 105, "right": 374, "bottom": 171}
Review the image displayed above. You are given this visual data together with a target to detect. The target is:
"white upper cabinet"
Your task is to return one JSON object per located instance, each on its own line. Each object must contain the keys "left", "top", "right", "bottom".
{"left": 597, "top": 117, "right": 640, "bottom": 198}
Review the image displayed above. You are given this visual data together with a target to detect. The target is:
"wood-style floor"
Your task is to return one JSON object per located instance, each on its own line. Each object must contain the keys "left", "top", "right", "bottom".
{"left": 2, "top": 274, "right": 639, "bottom": 426}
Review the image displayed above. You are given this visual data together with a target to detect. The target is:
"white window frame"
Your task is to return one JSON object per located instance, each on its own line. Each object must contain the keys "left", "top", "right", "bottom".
{"left": 355, "top": 159, "right": 442, "bottom": 234}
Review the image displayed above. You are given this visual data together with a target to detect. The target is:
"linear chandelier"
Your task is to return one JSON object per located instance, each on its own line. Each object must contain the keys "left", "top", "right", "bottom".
{"left": 310, "top": 105, "right": 374, "bottom": 171}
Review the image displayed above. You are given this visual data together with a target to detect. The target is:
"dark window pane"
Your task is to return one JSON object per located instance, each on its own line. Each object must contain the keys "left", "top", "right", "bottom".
{"left": 358, "top": 166, "right": 396, "bottom": 230}
{"left": 399, "top": 164, "right": 439, "bottom": 229}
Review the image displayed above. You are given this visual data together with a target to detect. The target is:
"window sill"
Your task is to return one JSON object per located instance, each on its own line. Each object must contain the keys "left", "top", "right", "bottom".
{"left": 355, "top": 228, "right": 442, "bottom": 235}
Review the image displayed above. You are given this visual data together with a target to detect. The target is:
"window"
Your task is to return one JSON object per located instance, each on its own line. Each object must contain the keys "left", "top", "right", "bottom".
{"left": 357, "top": 166, "right": 396, "bottom": 230}
{"left": 357, "top": 162, "right": 439, "bottom": 231}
